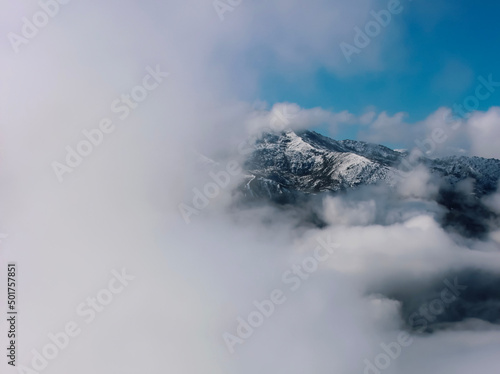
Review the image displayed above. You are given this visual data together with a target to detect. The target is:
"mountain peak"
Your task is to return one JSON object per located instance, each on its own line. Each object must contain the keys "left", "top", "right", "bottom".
{"left": 244, "top": 129, "right": 500, "bottom": 196}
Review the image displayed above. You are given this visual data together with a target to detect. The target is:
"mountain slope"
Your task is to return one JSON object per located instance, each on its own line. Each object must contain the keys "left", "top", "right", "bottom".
{"left": 241, "top": 130, "right": 500, "bottom": 199}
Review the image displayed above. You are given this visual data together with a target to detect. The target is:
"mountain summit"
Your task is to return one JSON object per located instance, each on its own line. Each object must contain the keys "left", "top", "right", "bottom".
{"left": 241, "top": 130, "right": 500, "bottom": 200}
{"left": 238, "top": 130, "right": 500, "bottom": 237}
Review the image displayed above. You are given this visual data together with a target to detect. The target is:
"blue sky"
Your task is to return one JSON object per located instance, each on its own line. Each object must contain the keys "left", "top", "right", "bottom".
{"left": 2, "top": 0, "right": 499, "bottom": 156}
{"left": 250, "top": 0, "right": 500, "bottom": 142}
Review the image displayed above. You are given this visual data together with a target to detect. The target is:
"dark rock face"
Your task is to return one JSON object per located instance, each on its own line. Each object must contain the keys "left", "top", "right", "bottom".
{"left": 243, "top": 130, "right": 400, "bottom": 195}
{"left": 370, "top": 269, "right": 500, "bottom": 333}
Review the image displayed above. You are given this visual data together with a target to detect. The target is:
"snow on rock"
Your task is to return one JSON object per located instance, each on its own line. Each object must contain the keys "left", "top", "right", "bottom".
{"left": 242, "top": 130, "right": 500, "bottom": 198}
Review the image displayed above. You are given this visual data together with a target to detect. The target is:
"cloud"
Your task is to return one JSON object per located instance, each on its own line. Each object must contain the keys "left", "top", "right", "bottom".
{"left": 358, "top": 110, "right": 411, "bottom": 144}
{"left": 397, "top": 165, "right": 440, "bottom": 199}
{"left": 467, "top": 107, "right": 500, "bottom": 159}
{"left": 245, "top": 102, "right": 356, "bottom": 135}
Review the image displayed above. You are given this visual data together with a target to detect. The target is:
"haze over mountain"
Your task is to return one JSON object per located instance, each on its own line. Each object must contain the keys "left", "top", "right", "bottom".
{"left": 236, "top": 129, "right": 500, "bottom": 238}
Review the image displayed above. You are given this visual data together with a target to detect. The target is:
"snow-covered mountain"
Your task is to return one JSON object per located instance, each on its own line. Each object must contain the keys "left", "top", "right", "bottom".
{"left": 241, "top": 130, "right": 500, "bottom": 200}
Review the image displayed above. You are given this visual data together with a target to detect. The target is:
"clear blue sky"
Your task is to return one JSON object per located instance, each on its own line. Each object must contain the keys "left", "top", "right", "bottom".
{"left": 251, "top": 0, "right": 500, "bottom": 141}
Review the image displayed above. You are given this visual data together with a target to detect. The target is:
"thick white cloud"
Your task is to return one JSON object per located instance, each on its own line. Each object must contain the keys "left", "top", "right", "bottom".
{"left": 245, "top": 102, "right": 356, "bottom": 135}
{"left": 397, "top": 165, "right": 440, "bottom": 199}
{"left": 467, "top": 108, "right": 500, "bottom": 159}
{"left": 358, "top": 111, "right": 412, "bottom": 144}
